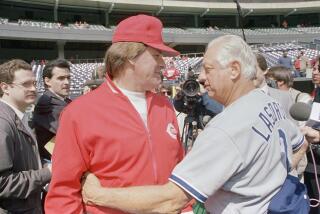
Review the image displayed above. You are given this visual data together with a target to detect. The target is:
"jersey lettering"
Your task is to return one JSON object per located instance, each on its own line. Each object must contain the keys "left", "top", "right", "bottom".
{"left": 252, "top": 102, "right": 287, "bottom": 143}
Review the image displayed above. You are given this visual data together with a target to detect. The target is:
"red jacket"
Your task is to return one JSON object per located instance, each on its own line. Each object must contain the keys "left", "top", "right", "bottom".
{"left": 45, "top": 79, "right": 184, "bottom": 213}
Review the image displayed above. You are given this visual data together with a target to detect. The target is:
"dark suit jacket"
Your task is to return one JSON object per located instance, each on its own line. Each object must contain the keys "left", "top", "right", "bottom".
{"left": 0, "top": 101, "right": 51, "bottom": 214}
{"left": 33, "top": 90, "right": 71, "bottom": 160}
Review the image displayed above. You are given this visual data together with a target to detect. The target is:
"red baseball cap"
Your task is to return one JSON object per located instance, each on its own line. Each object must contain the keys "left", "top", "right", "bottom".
{"left": 112, "top": 14, "right": 180, "bottom": 57}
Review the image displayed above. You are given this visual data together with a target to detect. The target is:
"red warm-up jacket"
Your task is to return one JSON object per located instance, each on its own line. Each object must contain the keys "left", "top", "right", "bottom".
{"left": 45, "top": 79, "right": 184, "bottom": 214}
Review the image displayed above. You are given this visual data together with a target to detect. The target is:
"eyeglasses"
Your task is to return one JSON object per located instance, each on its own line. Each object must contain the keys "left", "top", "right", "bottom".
{"left": 11, "top": 81, "right": 37, "bottom": 88}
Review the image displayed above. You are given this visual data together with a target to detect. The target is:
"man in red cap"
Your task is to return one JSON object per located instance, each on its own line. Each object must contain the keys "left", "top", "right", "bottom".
{"left": 45, "top": 14, "right": 187, "bottom": 214}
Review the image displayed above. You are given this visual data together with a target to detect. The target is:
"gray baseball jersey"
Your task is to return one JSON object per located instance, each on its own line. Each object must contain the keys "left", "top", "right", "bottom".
{"left": 169, "top": 89, "right": 304, "bottom": 214}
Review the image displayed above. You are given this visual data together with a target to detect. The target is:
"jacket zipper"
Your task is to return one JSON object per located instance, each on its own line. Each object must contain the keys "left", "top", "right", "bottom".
{"left": 105, "top": 80, "right": 158, "bottom": 183}
{"left": 122, "top": 96, "right": 158, "bottom": 183}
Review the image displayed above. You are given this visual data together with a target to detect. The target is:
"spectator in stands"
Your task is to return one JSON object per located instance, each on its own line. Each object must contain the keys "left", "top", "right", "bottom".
{"left": 82, "top": 21, "right": 89, "bottom": 29}
{"left": 33, "top": 59, "right": 71, "bottom": 161}
{"left": 282, "top": 19, "right": 289, "bottom": 29}
{"left": 294, "top": 54, "right": 301, "bottom": 77}
{"left": 0, "top": 59, "right": 51, "bottom": 213}
{"left": 299, "top": 51, "right": 309, "bottom": 77}
{"left": 278, "top": 50, "right": 293, "bottom": 70}
{"left": 45, "top": 14, "right": 188, "bottom": 214}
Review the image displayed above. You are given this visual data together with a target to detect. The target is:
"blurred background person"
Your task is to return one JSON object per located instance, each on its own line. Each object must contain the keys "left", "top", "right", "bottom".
{"left": 267, "top": 65, "right": 312, "bottom": 105}
{"left": 298, "top": 51, "right": 309, "bottom": 77}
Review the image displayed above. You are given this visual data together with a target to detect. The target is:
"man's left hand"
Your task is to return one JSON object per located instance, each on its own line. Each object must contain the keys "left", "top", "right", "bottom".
{"left": 81, "top": 172, "right": 102, "bottom": 205}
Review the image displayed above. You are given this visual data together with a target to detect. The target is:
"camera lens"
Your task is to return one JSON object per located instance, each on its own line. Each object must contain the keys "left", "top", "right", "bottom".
{"left": 182, "top": 79, "right": 200, "bottom": 97}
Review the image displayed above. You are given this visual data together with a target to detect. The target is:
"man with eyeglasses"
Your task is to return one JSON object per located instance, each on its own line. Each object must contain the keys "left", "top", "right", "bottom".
{"left": 33, "top": 59, "right": 71, "bottom": 161}
{"left": 0, "top": 59, "right": 51, "bottom": 213}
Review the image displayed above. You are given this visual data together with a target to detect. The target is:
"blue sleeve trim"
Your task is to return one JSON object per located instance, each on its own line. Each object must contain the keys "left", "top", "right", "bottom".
{"left": 169, "top": 174, "right": 208, "bottom": 203}
{"left": 292, "top": 136, "right": 305, "bottom": 151}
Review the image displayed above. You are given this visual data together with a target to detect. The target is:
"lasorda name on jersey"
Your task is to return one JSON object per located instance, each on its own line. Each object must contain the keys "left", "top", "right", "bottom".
{"left": 252, "top": 101, "right": 287, "bottom": 142}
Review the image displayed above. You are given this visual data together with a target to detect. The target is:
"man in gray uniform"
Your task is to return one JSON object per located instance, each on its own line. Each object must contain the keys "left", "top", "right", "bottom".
{"left": 81, "top": 35, "right": 305, "bottom": 213}
{"left": 254, "top": 54, "right": 308, "bottom": 173}
{"left": 0, "top": 59, "right": 51, "bottom": 213}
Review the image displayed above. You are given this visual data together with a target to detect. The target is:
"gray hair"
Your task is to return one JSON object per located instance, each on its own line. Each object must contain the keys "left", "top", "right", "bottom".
{"left": 207, "top": 35, "right": 257, "bottom": 80}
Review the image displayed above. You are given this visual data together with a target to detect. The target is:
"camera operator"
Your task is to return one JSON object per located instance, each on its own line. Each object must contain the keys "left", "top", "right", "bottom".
{"left": 173, "top": 77, "right": 223, "bottom": 129}
{"left": 173, "top": 74, "right": 223, "bottom": 153}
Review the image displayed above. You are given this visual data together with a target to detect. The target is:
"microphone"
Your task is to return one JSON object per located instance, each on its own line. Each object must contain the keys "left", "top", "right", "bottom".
{"left": 289, "top": 102, "right": 312, "bottom": 121}
{"left": 290, "top": 102, "right": 320, "bottom": 130}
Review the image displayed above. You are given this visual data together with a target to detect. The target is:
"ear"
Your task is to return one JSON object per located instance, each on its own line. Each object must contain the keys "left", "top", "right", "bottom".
{"left": 0, "top": 82, "right": 10, "bottom": 95}
{"left": 229, "top": 61, "right": 241, "bottom": 80}
{"left": 44, "top": 77, "right": 51, "bottom": 87}
{"left": 277, "top": 80, "right": 285, "bottom": 87}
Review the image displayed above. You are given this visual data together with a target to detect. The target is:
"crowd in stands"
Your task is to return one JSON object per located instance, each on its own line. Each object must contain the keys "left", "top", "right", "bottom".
{"left": 2, "top": 16, "right": 320, "bottom": 37}
{"left": 0, "top": 17, "right": 8, "bottom": 24}
{"left": 73, "top": 21, "right": 89, "bottom": 29}
{"left": 0, "top": 17, "right": 109, "bottom": 31}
